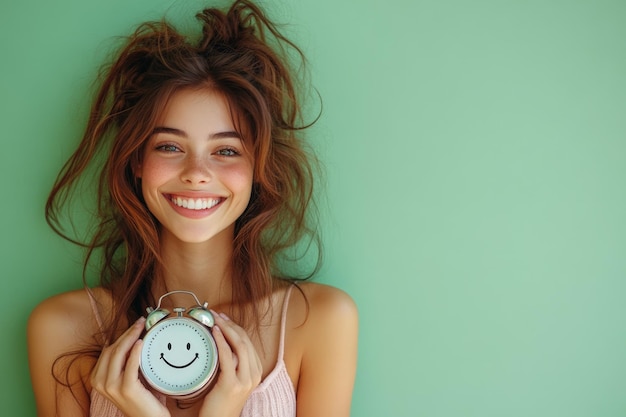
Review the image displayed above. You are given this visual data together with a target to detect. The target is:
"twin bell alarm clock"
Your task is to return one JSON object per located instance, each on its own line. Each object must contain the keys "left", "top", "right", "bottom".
{"left": 140, "top": 290, "right": 219, "bottom": 400}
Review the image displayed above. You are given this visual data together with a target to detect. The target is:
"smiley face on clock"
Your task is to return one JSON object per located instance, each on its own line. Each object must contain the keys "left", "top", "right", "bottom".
{"left": 140, "top": 317, "right": 219, "bottom": 397}
{"left": 160, "top": 340, "right": 199, "bottom": 369}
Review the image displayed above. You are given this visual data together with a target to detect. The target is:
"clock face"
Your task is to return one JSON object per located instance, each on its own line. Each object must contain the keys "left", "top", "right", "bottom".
{"left": 140, "top": 317, "right": 218, "bottom": 396}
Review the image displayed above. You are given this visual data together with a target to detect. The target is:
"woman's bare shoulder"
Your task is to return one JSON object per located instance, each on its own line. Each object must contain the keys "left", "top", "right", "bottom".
{"left": 28, "top": 287, "right": 112, "bottom": 351}
{"left": 293, "top": 281, "right": 358, "bottom": 321}
{"left": 285, "top": 281, "right": 358, "bottom": 346}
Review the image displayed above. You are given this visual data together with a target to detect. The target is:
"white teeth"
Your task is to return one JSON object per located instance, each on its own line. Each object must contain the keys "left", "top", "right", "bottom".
{"left": 171, "top": 196, "right": 220, "bottom": 210}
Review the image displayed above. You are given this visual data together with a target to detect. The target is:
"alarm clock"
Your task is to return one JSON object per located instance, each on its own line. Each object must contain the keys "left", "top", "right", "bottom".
{"left": 140, "top": 290, "right": 219, "bottom": 400}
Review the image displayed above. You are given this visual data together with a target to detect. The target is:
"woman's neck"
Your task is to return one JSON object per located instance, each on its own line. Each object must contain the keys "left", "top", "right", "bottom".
{"left": 154, "top": 228, "right": 235, "bottom": 309}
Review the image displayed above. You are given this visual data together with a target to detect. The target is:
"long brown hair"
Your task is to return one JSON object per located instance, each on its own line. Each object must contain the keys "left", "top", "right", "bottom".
{"left": 47, "top": 0, "right": 320, "bottom": 359}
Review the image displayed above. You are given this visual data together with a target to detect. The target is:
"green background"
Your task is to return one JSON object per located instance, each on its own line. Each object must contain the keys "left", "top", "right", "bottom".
{"left": 2, "top": 0, "right": 626, "bottom": 415}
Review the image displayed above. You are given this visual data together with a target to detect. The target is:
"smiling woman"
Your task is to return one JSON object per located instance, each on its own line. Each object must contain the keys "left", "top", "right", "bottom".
{"left": 26, "top": 1, "right": 358, "bottom": 417}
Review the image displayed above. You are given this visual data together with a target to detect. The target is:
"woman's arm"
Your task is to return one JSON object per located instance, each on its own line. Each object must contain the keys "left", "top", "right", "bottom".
{"left": 296, "top": 284, "right": 359, "bottom": 417}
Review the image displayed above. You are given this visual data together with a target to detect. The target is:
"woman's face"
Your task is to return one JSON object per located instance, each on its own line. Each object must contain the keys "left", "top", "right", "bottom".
{"left": 136, "top": 88, "right": 254, "bottom": 244}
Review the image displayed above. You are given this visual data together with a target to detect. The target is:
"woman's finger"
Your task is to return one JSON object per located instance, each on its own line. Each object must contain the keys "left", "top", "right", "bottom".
{"left": 211, "top": 313, "right": 262, "bottom": 385}
{"left": 122, "top": 339, "right": 143, "bottom": 388}
{"left": 106, "top": 317, "right": 145, "bottom": 376}
{"left": 212, "top": 325, "right": 235, "bottom": 374}
{"left": 222, "top": 314, "right": 261, "bottom": 375}
{"left": 91, "top": 317, "right": 145, "bottom": 393}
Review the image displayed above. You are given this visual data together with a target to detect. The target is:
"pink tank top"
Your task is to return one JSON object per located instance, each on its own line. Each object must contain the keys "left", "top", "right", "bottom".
{"left": 87, "top": 286, "right": 296, "bottom": 417}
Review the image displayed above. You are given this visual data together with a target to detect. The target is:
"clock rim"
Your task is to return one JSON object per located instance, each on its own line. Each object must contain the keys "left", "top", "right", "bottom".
{"left": 139, "top": 316, "right": 219, "bottom": 397}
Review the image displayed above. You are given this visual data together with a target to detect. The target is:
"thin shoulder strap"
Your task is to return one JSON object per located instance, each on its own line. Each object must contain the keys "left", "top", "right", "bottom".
{"left": 277, "top": 284, "right": 295, "bottom": 360}
{"left": 85, "top": 287, "right": 105, "bottom": 333}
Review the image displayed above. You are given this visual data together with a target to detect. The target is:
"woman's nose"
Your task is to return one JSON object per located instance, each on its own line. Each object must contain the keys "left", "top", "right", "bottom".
{"left": 180, "top": 155, "right": 212, "bottom": 184}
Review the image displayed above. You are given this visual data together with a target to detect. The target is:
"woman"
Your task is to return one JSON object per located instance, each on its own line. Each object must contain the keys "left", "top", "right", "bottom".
{"left": 27, "top": 1, "right": 358, "bottom": 416}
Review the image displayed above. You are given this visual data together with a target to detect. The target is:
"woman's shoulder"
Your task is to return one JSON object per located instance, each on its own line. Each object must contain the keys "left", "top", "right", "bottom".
{"left": 294, "top": 281, "right": 357, "bottom": 320}
{"left": 286, "top": 281, "right": 358, "bottom": 344}
{"left": 28, "top": 287, "right": 113, "bottom": 350}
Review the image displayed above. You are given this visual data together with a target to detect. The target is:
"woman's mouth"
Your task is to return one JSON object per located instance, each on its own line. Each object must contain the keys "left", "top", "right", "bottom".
{"left": 168, "top": 195, "right": 222, "bottom": 210}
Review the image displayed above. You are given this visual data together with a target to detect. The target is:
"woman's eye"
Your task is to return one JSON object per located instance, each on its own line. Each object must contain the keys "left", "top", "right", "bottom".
{"left": 215, "top": 148, "right": 239, "bottom": 157}
{"left": 156, "top": 144, "right": 180, "bottom": 153}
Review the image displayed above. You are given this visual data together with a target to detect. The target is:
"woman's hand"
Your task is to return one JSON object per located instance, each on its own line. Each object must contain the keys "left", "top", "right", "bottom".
{"left": 199, "top": 312, "right": 263, "bottom": 417}
{"left": 90, "top": 317, "right": 170, "bottom": 417}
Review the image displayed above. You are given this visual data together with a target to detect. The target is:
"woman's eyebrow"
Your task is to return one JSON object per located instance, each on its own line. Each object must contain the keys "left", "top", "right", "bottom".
{"left": 152, "top": 126, "right": 241, "bottom": 140}
{"left": 210, "top": 130, "right": 242, "bottom": 140}
{"left": 152, "top": 126, "right": 186, "bottom": 137}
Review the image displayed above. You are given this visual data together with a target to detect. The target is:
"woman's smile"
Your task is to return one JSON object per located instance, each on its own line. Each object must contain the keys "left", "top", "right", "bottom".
{"left": 168, "top": 194, "right": 224, "bottom": 210}
{"left": 165, "top": 193, "right": 226, "bottom": 220}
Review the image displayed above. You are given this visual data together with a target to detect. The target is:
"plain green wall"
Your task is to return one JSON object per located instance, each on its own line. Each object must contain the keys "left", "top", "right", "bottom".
{"left": 2, "top": 0, "right": 626, "bottom": 416}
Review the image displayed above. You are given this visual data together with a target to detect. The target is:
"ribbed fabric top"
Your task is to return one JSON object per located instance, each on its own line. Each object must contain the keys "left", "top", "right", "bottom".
{"left": 87, "top": 286, "right": 296, "bottom": 417}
